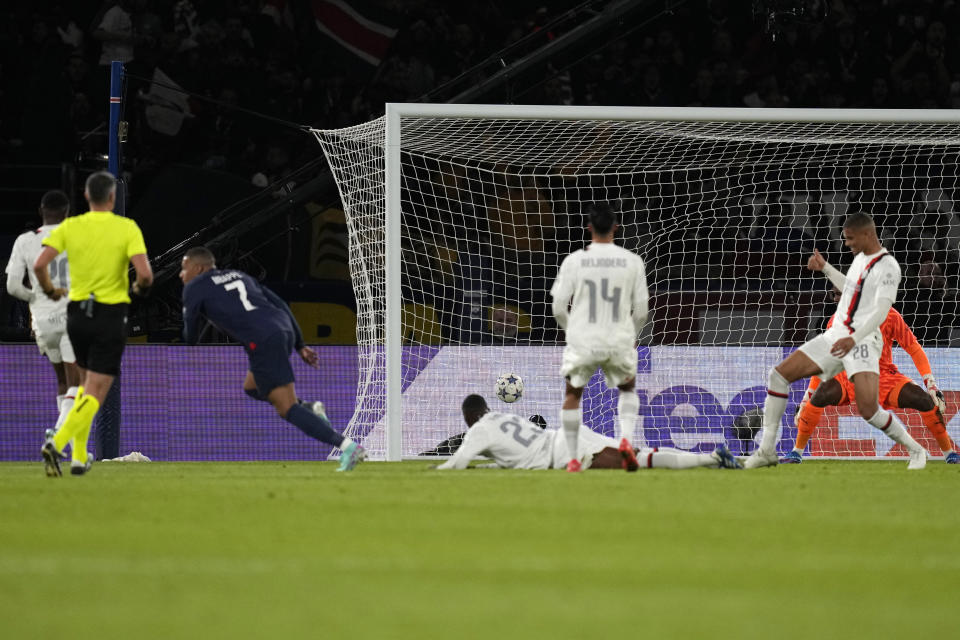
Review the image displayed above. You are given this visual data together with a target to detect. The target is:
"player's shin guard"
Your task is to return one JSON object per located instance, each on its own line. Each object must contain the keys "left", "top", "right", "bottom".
{"left": 53, "top": 386, "right": 79, "bottom": 431}
{"left": 284, "top": 403, "right": 344, "bottom": 448}
{"left": 794, "top": 402, "right": 824, "bottom": 451}
{"left": 617, "top": 389, "right": 639, "bottom": 445}
{"left": 868, "top": 409, "right": 922, "bottom": 453}
{"left": 760, "top": 369, "right": 790, "bottom": 453}
{"left": 561, "top": 408, "right": 581, "bottom": 462}
{"left": 53, "top": 394, "right": 100, "bottom": 465}
{"left": 919, "top": 408, "right": 954, "bottom": 452}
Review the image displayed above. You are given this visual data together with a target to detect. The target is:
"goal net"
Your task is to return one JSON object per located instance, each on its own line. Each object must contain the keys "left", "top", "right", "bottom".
{"left": 313, "top": 105, "right": 960, "bottom": 461}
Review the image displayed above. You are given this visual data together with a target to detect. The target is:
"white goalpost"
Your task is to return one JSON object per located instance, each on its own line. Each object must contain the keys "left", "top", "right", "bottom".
{"left": 313, "top": 104, "right": 960, "bottom": 461}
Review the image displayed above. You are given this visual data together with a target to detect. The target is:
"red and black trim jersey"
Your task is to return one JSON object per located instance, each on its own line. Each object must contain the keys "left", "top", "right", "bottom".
{"left": 841, "top": 252, "right": 889, "bottom": 334}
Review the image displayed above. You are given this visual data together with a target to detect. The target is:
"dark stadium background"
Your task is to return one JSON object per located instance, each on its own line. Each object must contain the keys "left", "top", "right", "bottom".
{"left": 1, "top": 0, "right": 957, "bottom": 345}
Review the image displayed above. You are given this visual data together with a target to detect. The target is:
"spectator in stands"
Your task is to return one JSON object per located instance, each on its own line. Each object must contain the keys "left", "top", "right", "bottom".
{"left": 91, "top": 1, "right": 138, "bottom": 108}
{"left": 487, "top": 174, "right": 555, "bottom": 279}
{"left": 488, "top": 303, "right": 521, "bottom": 344}
{"left": 902, "top": 252, "right": 958, "bottom": 345}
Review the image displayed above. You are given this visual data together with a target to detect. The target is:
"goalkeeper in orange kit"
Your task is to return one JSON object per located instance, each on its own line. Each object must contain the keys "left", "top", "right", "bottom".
{"left": 784, "top": 275, "right": 956, "bottom": 464}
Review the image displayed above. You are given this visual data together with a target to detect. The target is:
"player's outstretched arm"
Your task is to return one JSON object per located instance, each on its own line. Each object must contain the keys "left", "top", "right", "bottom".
{"left": 435, "top": 430, "right": 486, "bottom": 470}
{"left": 895, "top": 315, "right": 947, "bottom": 413}
{"left": 807, "top": 249, "right": 846, "bottom": 290}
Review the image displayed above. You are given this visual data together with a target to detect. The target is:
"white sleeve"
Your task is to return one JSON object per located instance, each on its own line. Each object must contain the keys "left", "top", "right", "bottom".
{"left": 873, "top": 261, "right": 901, "bottom": 305}
{"left": 550, "top": 257, "right": 575, "bottom": 329}
{"left": 435, "top": 427, "right": 488, "bottom": 470}
{"left": 821, "top": 262, "right": 847, "bottom": 290}
{"left": 4, "top": 238, "right": 35, "bottom": 303}
{"left": 632, "top": 257, "right": 649, "bottom": 335}
{"left": 851, "top": 263, "right": 900, "bottom": 343}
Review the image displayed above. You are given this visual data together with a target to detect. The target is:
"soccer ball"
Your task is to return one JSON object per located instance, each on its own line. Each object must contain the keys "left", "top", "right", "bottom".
{"left": 495, "top": 373, "right": 524, "bottom": 403}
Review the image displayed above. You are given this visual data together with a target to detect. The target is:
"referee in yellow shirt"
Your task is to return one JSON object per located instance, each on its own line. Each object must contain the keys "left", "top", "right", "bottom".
{"left": 33, "top": 171, "right": 153, "bottom": 476}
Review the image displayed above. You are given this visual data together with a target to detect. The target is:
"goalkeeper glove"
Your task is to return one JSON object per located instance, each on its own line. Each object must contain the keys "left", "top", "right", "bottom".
{"left": 923, "top": 374, "right": 947, "bottom": 414}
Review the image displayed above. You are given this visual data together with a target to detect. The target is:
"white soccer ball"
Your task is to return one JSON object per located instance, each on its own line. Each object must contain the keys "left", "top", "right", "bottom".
{"left": 495, "top": 373, "right": 524, "bottom": 403}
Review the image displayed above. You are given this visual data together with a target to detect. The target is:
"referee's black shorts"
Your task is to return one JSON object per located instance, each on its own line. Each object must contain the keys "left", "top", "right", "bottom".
{"left": 66, "top": 300, "right": 128, "bottom": 376}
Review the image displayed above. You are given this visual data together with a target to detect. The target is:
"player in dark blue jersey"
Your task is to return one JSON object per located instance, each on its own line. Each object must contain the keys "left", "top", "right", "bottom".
{"left": 180, "top": 246, "right": 365, "bottom": 470}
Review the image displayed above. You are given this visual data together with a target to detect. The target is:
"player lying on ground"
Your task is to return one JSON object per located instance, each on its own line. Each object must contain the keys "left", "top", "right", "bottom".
{"left": 745, "top": 212, "right": 929, "bottom": 470}
{"left": 5, "top": 190, "right": 81, "bottom": 436}
{"left": 551, "top": 203, "right": 649, "bottom": 472}
{"left": 180, "top": 247, "right": 364, "bottom": 471}
{"left": 783, "top": 277, "right": 957, "bottom": 464}
{"left": 434, "top": 395, "right": 742, "bottom": 471}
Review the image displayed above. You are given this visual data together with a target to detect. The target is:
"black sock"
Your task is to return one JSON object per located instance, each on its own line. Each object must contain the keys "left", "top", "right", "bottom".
{"left": 284, "top": 403, "right": 344, "bottom": 448}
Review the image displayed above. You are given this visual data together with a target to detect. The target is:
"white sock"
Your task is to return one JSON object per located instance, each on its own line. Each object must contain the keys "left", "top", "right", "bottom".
{"left": 649, "top": 447, "right": 715, "bottom": 469}
{"left": 760, "top": 369, "right": 789, "bottom": 453}
{"left": 340, "top": 437, "right": 354, "bottom": 451}
{"left": 54, "top": 387, "right": 78, "bottom": 431}
{"left": 617, "top": 389, "right": 639, "bottom": 444}
{"left": 561, "top": 408, "right": 581, "bottom": 462}
{"left": 867, "top": 409, "right": 921, "bottom": 453}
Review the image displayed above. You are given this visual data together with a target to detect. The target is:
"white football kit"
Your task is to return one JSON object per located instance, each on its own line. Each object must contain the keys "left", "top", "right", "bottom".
{"left": 798, "top": 249, "right": 901, "bottom": 379}
{"left": 550, "top": 242, "right": 649, "bottom": 387}
{"left": 437, "top": 412, "right": 555, "bottom": 469}
{"left": 435, "top": 414, "right": 717, "bottom": 470}
{"left": 4, "top": 225, "right": 74, "bottom": 363}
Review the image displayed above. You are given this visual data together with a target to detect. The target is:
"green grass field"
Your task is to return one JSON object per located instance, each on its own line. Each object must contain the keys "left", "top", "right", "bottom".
{"left": 0, "top": 460, "right": 955, "bottom": 639}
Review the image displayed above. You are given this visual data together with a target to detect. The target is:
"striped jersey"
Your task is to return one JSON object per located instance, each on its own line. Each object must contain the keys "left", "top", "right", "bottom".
{"left": 828, "top": 249, "right": 901, "bottom": 339}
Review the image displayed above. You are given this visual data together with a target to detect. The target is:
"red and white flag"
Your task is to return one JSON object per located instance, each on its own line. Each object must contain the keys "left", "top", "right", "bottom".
{"left": 312, "top": 0, "right": 398, "bottom": 66}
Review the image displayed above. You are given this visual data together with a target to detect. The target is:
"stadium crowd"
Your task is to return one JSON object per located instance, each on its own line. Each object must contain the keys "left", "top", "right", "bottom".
{"left": 1, "top": 0, "right": 959, "bottom": 344}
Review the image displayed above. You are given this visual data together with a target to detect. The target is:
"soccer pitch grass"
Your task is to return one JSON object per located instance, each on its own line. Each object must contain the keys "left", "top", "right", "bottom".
{"left": 0, "top": 461, "right": 954, "bottom": 640}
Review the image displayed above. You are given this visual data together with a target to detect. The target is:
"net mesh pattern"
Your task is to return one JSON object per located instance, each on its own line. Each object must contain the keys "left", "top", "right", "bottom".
{"left": 314, "top": 113, "right": 960, "bottom": 460}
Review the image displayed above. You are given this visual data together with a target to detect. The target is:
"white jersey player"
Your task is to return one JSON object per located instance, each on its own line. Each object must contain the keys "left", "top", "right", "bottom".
{"left": 4, "top": 190, "right": 80, "bottom": 432}
{"left": 436, "top": 395, "right": 743, "bottom": 471}
{"left": 550, "top": 203, "right": 649, "bottom": 473}
{"left": 745, "top": 212, "right": 928, "bottom": 470}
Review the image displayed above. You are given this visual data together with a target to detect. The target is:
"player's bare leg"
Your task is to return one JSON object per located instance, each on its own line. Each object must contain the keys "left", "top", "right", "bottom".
{"left": 562, "top": 381, "right": 584, "bottom": 472}
{"left": 895, "top": 383, "right": 957, "bottom": 460}
{"left": 616, "top": 377, "right": 640, "bottom": 472}
{"left": 746, "top": 350, "right": 821, "bottom": 469}
{"left": 851, "top": 372, "right": 927, "bottom": 469}
{"left": 784, "top": 379, "right": 844, "bottom": 463}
